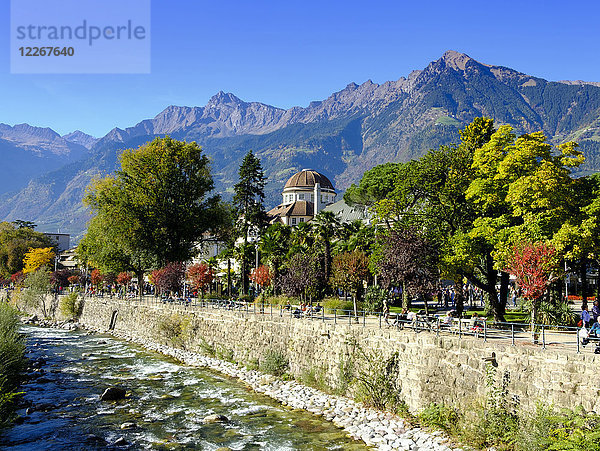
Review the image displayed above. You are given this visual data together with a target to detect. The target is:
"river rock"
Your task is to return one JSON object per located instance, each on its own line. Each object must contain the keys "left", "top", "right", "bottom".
{"left": 13, "top": 415, "right": 25, "bottom": 424}
{"left": 113, "top": 437, "right": 129, "bottom": 447}
{"left": 31, "top": 359, "right": 45, "bottom": 369}
{"left": 24, "top": 315, "right": 38, "bottom": 324}
{"left": 100, "top": 387, "right": 127, "bottom": 401}
{"left": 85, "top": 434, "right": 107, "bottom": 446}
{"left": 203, "top": 414, "right": 229, "bottom": 423}
{"left": 120, "top": 421, "right": 137, "bottom": 430}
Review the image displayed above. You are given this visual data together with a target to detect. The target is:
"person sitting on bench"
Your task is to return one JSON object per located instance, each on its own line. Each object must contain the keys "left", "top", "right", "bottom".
{"left": 590, "top": 318, "right": 600, "bottom": 337}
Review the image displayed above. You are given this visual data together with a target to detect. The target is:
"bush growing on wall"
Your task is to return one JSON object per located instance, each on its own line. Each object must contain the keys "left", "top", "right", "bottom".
{"left": 60, "top": 292, "right": 83, "bottom": 320}
{"left": 354, "top": 348, "right": 406, "bottom": 414}
{"left": 259, "top": 349, "right": 289, "bottom": 376}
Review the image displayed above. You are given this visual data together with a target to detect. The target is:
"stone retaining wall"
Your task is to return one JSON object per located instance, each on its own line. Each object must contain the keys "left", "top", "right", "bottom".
{"left": 16, "top": 294, "right": 600, "bottom": 414}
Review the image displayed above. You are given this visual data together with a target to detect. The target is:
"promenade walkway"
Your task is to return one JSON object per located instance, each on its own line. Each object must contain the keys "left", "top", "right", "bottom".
{"left": 97, "top": 294, "right": 593, "bottom": 356}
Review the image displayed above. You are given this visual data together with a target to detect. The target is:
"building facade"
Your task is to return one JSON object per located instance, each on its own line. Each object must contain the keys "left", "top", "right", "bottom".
{"left": 43, "top": 232, "right": 71, "bottom": 252}
{"left": 267, "top": 169, "right": 336, "bottom": 226}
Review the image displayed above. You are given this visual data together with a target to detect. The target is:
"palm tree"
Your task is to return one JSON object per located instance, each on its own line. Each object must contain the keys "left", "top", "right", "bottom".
{"left": 259, "top": 222, "right": 291, "bottom": 290}
{"left": 288, "top": 221, "right": 314, "bottom": 257}
{"left": 335, "top": 220, "right": 373, "bottom": 254}
{"left": 312, "top": 211, "right": 341, "bottom": 281}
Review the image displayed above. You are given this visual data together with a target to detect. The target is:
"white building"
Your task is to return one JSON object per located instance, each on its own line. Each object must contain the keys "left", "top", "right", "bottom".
{"left": 43, "top": 233, "right": 70, "bottom": 252}
{"left": 267, "top": 169, "right": 336, "bottom": 226}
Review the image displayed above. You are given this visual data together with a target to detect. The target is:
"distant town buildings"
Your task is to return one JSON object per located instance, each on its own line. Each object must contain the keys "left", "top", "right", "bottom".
{"left": 43, "top": 232, "right": 70, "bottom": 252}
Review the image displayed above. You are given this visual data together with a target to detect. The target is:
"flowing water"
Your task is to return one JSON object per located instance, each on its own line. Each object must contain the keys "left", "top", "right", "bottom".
{"left": 1, "top": 326, "right": 365, "bottom": 450}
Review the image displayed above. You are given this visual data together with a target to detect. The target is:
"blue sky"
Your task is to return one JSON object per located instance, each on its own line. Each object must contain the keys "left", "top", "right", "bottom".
{"left": 1, "top": 0, "right": 599, "bottom": 137}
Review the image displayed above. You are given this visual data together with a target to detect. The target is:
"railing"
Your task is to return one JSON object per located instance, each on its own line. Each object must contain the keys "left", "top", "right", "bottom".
{"left": 82, "top": 293, "right": 596, "bottom": 355}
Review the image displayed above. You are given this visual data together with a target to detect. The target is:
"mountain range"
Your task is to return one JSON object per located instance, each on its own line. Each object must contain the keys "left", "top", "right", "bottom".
{"left": 3, "top": 50, "right": 600, "bottom": 242}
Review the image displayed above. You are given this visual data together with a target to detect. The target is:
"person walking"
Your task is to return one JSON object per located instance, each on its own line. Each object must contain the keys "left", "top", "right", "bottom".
{"left": 581, "top": 304, "right": 591, "bottom": 328}
{"left": 383, "top": 298, "right": 390, "bottom": 326}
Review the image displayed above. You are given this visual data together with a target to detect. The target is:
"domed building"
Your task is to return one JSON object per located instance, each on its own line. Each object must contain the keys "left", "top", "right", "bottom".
{"left": 268, "top": 169, "right": 337, "bottom": 226}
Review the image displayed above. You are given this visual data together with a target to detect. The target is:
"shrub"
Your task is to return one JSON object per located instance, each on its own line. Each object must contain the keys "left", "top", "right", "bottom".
{"left": 215, "top": 345, "right": 234, "bottom": 362}
{"left": 60, "top": 292, "right": 82, "bottom": 320}
{"left": 322, "top": 296, "right": 354, "bottom": 313}
{"left": 259, "top": 349, "right": 289, "bottom": 376}
{"left": 0, "top": 303, "right": 26, "bottom": 427}
{"left": 198, "top": 337, "right": 215, "bottom": 357}
{"left": 354, "top": 348, "right": 406, "bottom": 414}
{"left": 261, "top": 295, "right": 297, "bottom": 306}
{"left": 300, "top": 366, "right": 330, "bottom": 392}
{"left": 335, "top": 355, "right": 354, "bottom": 396}
{"left": 157, "top": 314, "right": 194, "bottom": 348}
{"left": 419, "top": 403, "right": 460, "bottom": 433}
{"left": 458, "top": 362, "right": 519, "bottom": 449}
{"left": 517, "top": 404, "right": 600, "bottom": 451}
{"left": 364, "top": 286, "right": 386, "bottom": 313}
{"left": 238, "top": 294, "right": 253, "bottom": 303}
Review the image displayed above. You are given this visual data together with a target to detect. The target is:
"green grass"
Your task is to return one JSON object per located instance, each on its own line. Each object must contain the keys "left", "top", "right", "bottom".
{"left": 388, "top": 306, "right": 529, "bottom": 324}
{"left": 435, "top": 116, "right": 462, "bottom": 127}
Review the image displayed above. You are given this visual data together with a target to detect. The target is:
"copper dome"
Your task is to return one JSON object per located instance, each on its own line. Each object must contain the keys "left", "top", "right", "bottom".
{"left": 284, "top": 169, "right": 335, "bottom": 191}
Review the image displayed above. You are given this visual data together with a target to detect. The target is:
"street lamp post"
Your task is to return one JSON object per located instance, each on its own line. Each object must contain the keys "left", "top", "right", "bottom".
{"left": 255, "top": 243, "right": 259, "bottom": 295}
{"left": 565, "top": 260, "right": 569, "bottom": 302}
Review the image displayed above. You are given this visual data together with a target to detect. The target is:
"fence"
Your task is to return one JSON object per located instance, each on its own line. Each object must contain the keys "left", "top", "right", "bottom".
{"left": 82, "top": 293, "right": 596, "bottom": 355}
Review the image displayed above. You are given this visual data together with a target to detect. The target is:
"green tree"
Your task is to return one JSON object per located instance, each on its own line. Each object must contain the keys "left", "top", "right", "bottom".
{"left": 552, "top": 173, "right": 600, "bottom": 303}
{"left": 81, "top": 137, "right": 223, "bottom": 285}
{"left": 465, "top": 127, "right": 583, "bottom": 318}
{"left": 335, "top": 220, "right": 376, "bottom": 254}
{"left": 259, "top": 222, "right": 291, "bottom": 291}
{"left": 383, "top": 119, "right": 493, "bottom": 317}
{"left": 287, "top": 221, "right": 314, "bottom": 257}
{"left": 330, "top": 250, "right": 370, "bottom": 318}
{"left": 233, "top": 150, "right": 268, "bottom": 295}
{"left": 344, "top": 162, "right": 403, "bottom": 207}
{"left": 311, "top": 211, "right": 340, "bottom": 282}
{"left": 374, "top": 226, "right": 439, "bottom": 311}
{"left": 0, "top": 222, "right": 53, "bottom": 278}
{"left": 379, "top": 118, "right": 582, "bottom": 321}
{"left": 19, "top": 269, "right": 52, "bottom": 317}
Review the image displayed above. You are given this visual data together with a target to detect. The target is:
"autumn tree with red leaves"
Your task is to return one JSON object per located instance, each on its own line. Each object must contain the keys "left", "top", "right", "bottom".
{"left": 11, "top": 271, "right": 25, "bottom": 286}
{"left": 276, "top": 253, "right": 325, "bottom": 302}
{"left": 116, "top": 271, "right": 132, "bottom": 287}
{"left": 250, "top": 264, "right": 271, "bottom": 288}
{"left": 375, "top": 226, "right": 439, "bottom": 311}
{"left": 506, "top": 242, "right": 557, "bottom": 336}
{"left": 91, "top": 269, "right": 104, "bottom": 289}
{"left": 51, "top": 269, "right": 73, "bottom": 289}
{"left": 187, "top": 263, "right": 213, "bottom": 297}
{"left": 67, "top": 274, "right": 81, "bottom": 285}
{"left": 151, "top": 262, "right": 185, "bottom": 296}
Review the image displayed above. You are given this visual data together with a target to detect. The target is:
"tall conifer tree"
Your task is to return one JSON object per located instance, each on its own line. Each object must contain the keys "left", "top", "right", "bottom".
{"left": 233, "top": 150, "right": 268, "bottom": 295}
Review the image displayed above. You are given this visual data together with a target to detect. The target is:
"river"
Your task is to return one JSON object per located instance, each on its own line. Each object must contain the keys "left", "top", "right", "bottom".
{"left": 0, "top": 326, "right": 366, "bottom": 450}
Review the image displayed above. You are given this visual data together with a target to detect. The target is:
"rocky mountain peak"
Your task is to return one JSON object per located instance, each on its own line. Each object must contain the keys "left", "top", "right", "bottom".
{"left": 439, "top": 50, "right": 474, "bottom": 71}
{"left": 207, "top": 91, "right": 243, "bottom": 107}
{"left": 63, "top": 130, "right": 99, "bottom": 150}
{"left": 0, "top": 123, "right": 61, "bottom": 141}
